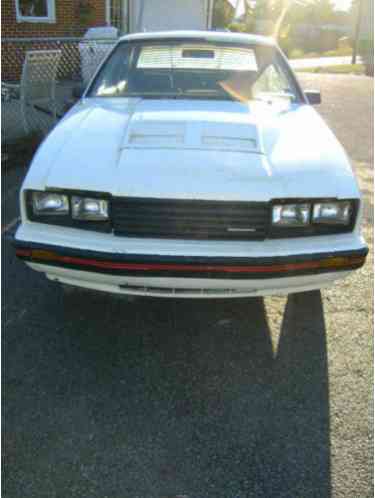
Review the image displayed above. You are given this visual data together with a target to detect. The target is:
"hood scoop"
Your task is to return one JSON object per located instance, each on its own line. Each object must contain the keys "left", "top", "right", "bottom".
{"left": 201, "top": 122, "right": 258, "bottom": 152}
{"left": 128, "top": 122, "right": 186, "bottom": 147}
{"left": 122, "top": 117, "right": 261, "bottom": 153}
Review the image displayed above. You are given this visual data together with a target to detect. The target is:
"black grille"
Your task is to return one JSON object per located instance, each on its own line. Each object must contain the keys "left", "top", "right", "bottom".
{"left": 112, "top": 197, "right": 269, "bottom": 240}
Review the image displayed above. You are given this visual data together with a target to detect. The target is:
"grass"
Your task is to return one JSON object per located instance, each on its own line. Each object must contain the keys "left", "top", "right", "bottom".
{"left": 289, "top": 47, "right": 353, "bottom": 59}
{"left": 296, "top": 64, "right": 365, "bottom": 75}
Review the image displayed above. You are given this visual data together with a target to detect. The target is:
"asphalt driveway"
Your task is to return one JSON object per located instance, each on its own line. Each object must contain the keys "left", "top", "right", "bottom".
{"left": 2, "top": 73, "right": 373, "bottom": 498}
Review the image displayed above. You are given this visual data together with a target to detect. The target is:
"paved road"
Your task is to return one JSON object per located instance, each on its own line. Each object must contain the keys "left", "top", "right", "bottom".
{"left": 290, "top": 56, "right": 359, "bottom": 69}
{"left": 3, "top": 74, "right": 373, "bottom": 498}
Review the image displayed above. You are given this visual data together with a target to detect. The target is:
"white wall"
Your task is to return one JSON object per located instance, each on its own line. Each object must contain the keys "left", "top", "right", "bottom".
{"left": 129, "top": 0, "right": 211, "bottom": 32}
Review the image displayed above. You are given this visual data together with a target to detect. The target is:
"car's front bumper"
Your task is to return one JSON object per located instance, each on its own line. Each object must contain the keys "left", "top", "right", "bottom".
{"left": 14, "top": 223, "right": 368, "bottom": 298}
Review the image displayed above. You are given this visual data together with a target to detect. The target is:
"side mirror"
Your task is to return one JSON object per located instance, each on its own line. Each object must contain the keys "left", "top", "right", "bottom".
{"left": 72, "top": 84, "right": 85, "bottom": 99}
{"left": 305, "top": 90, "right": 321, "bottom": 105}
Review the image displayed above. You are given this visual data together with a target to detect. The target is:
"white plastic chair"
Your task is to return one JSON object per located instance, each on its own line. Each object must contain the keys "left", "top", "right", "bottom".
{"left": 2, "top": 49, "right": 61, "bottom": 135}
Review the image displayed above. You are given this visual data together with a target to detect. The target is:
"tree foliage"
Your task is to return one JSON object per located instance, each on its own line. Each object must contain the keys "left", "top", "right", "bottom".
{"left": 213, "top": 0, "right": 354, "bottom": 55}
{"left": 212, "top": 0, "right": 235, "bottom": 28}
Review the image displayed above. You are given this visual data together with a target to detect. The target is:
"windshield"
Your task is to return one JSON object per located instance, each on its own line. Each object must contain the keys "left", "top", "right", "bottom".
{"left": 88, "top": 40, "right": 301, "bottom": 103}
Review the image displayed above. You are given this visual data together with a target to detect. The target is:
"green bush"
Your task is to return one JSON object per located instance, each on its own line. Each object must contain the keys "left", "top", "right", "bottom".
{"left": 212, "top": 0, "right": 233, "bottom": 29}
{"left": 323, "top": 47, "right": 353, "bottom": 57}
{"left": 289, "top": 48, "right": 305, "bottom": 59}
{"left": 76, "top": 0, "right": 94, "bottom": 24}
{"left": 358, "top": 39, "right": 374, "bottom": 76}
{"left": 228, "top": 22, "right": 247, "bottom": 33}
{"left": 302, "top": 52, "right": 320, "bottom": 58}
{"left": 337, "top": 36, "right": 352, "bottom": 50}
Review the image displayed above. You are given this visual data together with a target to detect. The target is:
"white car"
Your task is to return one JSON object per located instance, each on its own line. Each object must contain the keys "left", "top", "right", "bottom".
{"left": 14, "top": 31, "right": 368, "bottom": 298}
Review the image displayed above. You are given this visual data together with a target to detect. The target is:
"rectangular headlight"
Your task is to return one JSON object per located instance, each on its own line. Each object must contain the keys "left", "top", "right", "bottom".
{"left": 313, "top": 201, "right": 352, "bottom": 225}
{"left": 72, "top": 196, "right": 109, "bottom": 221}
{"left": 272, "top": 204, "right": 310, "bottom": 226}
{"left": 32, "top": 192, "right": 69, "bottom": 215}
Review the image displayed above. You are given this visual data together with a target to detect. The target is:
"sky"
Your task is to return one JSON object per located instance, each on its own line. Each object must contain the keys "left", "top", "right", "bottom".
{"left": 230, "top": 0, "right": 353, "bottom": 16}
{"left": 333, "top": 0, "right": 351, "bottom": 11}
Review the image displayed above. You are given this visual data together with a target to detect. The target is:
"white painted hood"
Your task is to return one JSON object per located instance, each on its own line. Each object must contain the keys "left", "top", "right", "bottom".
{"left": 25, "top": 98, "right": 359, "bottom": 202}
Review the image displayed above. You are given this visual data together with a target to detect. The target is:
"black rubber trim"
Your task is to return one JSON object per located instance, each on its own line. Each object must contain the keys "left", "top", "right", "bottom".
{"left": 25, "top": 190, "right": 112, "bottom": 233}
{"left": 24, "top": 190, "right": 359, "bottom": 239}
{"left": 13, "top": 239, "right": 368, "bottom": 280}
{"left": 268, "top": 198, "right": 359, "bottom": 238}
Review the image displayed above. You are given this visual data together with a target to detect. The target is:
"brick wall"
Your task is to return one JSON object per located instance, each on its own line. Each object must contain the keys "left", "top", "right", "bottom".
{"left": 2, "top": 0, "right": 107, "bottom": 81}
{"left": 2, "top": 0, "right": 107, "bottom": 38}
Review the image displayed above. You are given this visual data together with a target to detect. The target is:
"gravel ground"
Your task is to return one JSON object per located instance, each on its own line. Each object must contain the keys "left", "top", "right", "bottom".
{"left": 3, "top": 73, "right": 373, "bottom": 498}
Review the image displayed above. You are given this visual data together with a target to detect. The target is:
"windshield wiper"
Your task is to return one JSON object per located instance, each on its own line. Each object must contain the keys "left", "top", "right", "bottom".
{"left": 114, "top": 91, "right": 234, "bottom": 101}
{"left": 95, "top": 91, "right": 236, "bottom": 101}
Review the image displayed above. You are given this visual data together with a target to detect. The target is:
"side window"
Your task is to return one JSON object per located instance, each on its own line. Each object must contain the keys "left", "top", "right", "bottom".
{"left": 89, "top": 44, "right": 131, "bottom": 96}
{"left": 252, "top": 64, "right": 290, "bottom": 96}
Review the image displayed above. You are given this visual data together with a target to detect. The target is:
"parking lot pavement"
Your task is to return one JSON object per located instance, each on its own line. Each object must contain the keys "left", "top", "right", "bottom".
{"left": 3, "top": 74, "right": 373, "bottom": 498}
{"left": 297, "top": 73, "right": 374, "bottom": 165}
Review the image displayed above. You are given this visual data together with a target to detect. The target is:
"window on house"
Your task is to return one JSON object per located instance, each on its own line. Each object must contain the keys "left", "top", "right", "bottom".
{"left": 16, "top": 0, "right": 55, "bottom": 23}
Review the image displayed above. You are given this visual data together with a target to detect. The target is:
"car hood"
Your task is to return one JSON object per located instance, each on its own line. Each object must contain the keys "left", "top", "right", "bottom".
{"left": 27, "top": 98, "right": 358, "bottom": 202}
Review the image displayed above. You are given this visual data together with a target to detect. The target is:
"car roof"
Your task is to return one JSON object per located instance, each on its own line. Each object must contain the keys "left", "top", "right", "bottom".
{"left": 119, "top": 30, "right": 276, "bottom": 47}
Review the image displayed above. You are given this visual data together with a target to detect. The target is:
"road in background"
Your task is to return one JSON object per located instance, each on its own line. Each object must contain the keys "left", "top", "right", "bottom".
{"left": 290, "top": 55, "right": 360, "bottom": 69}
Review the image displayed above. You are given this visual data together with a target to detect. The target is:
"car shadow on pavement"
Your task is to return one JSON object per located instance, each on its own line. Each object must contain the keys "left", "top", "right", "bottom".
{"left": 4, "top": 278, "right": 331, "bottom": 498}
{"left": 269, "top": 292, "right": 330, "bottom": 497}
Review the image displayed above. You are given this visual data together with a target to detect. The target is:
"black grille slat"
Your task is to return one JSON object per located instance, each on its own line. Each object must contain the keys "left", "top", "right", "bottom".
{"left": 114, "top": 233, "right": 267, "bottom": 240}
{"left": 112, "top": 198, "right": 269, "bottom": 240}
{"left": 113, "top": 215, "right": 267, "bottom": 226}
{"left": 114, "top": 231, "right": 268, "bottom": 240}
{"left": 113, "top": 202, "right": 267, "bottom": 212}
{"left": 115, "top": 210, "right": 268, "bottom": 219}
{"left": 115, "top": 225, "right": 268, "bottom": 234}
{"left": 114, "top": 222, "right": 268, "bottom": 230}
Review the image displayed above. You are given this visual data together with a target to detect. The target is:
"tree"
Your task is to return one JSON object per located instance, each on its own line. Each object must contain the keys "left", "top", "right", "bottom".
{"left": 351, "top": 0, "right": 374, "bottom": 74}
{"left": 212, "top": 0, "right": 235, "bottom": 28}
{"left": 310, "top": 0, "right": 336, "bottom": 23}
{"left": 252, "top": 0, "right": 280, "bottom": 20}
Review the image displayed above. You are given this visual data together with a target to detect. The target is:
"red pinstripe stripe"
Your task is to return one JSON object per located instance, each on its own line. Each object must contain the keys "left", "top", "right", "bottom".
{"left": 15, "top": 249, "right": 364, "bottom": 274}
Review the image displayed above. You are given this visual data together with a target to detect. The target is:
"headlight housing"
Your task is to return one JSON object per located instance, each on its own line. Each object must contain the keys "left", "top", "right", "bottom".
{"left": 72, "top": 196, "right": 109, "bottom": 221}
{"left": 271, "top": 199, "right": 357, "bottom": 237}
{"left": 26, "top": 190, "right": 111, "bottom": 232}
{"left": 272, "top": 203, "right": 310, "bottom": 227}
{"left": 32, "top": 192, "right": 69, "bottom": 215}
{"left": 312, "top": 201, "right": 352, "bottom": 225}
